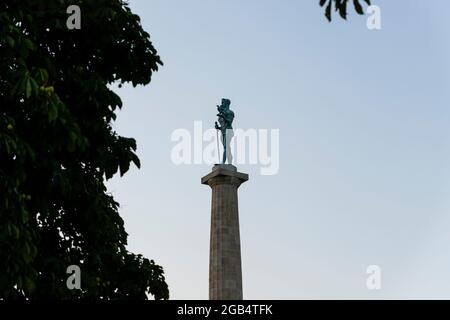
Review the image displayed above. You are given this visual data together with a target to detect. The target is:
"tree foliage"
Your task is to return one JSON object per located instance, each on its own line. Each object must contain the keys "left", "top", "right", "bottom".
{"left": 0, "top": 0, "right": 168, "bottom": 299}
{"left": 320, "top": 0, "right": 371, "bottom": 21}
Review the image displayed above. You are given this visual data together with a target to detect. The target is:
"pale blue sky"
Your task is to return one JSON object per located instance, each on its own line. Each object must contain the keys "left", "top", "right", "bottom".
{"left": 107, "top": 0, "right": 450, "bottom": 299}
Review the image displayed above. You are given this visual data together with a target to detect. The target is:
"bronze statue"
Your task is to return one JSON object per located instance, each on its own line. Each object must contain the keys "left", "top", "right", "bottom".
{"left": 215, "top": 98, "right": 234, "bottom": 164}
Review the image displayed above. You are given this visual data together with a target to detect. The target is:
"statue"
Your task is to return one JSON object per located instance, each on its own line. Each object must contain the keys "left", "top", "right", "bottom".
{"left": 215, "top": 98, "right": 234, "bottom": 164}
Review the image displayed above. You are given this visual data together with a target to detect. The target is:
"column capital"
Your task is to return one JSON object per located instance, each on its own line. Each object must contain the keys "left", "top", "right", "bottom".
{"left": 201, "top": 164, "right": 249, "bottom": 188}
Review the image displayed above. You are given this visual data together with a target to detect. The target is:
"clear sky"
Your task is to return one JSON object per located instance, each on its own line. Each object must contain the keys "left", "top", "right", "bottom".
{"left": 107, "top": 0, "right": 450, "bottom": 299}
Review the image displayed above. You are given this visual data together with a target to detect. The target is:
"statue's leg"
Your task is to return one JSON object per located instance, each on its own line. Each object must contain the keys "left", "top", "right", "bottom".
{"left": 226, "top": 140, "right": 232, "bottom": 164}
{"left": 225, "top": 129, "right": 233, "bottom": 164}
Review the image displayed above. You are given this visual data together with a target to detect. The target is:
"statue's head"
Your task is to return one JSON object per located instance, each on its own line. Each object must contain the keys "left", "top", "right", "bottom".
{"left": 221, "top": 98, "right": 231, "bottom": 108}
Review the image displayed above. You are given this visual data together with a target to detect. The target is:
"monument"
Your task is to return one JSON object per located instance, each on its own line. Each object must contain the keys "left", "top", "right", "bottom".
{"left": 202, "top": 99, "right": 248, "bottom": 300}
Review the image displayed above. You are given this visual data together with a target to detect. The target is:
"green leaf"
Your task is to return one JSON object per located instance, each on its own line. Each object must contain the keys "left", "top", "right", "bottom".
{"left": 353, "top": 0, "right": 366, "bottom": 15}
{"left": 119, "top": 158, "right": 130, "bottom": 176}
{"left": 131, "top": 153, "right": 141, "bottom": 169}
{"left": 29, "top": 77, "right": 39, "bottom": 96}
{"left": 23, "top": 38, "right": 35, "bottom": 51}
{"left": 6, "top": 35, "right": 15, "bottom": 48}
{"left": 11, "top": 224, "right": 20, "bottom": 239}
{"left": 12, "top": 73, "right": 29, "bottom": 96}
{"left": 33, "top": 68, "right": 49, "bottom": 84}
{"left": 20, "top": 208, "right": 29, "bottom": 223}
{"left": 48, "top": 100, "right": 58, "bottom": 122}
{"left": 25, "top": 78, "right": 32, "bottom": 98}
{"left": 325, "top": 0, "right": 332, "bottom": 21}
{"left": 338, "top": 1, "right": 347, "bottom": 19}
{"left": 23, "top": 277, "right": 36, "bottom": 293}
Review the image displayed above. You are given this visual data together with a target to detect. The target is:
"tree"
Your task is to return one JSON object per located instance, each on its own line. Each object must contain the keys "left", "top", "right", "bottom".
{"left": 320, "top": 0, "right": 372, "bottom": 21}
{"left": 0, "top": 0, "right": 168, "bottom": 299}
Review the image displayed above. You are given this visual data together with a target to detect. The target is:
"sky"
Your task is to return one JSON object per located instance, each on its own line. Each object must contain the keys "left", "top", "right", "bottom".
{"left": 107, "top": 0, "right": 450, "bottom": 299}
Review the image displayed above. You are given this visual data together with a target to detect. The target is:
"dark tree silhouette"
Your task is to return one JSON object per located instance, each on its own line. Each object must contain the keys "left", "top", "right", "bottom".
{"left": 0, "top": 0, "right": 168, "bottom": 299}
{"left": 320, "top": 0, "right": 372, "bottom": 21}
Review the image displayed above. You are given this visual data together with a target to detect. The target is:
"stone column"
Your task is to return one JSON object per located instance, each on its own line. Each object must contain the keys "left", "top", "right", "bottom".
{"left": 201, "top": 164, "right": 248, "bottom": 300}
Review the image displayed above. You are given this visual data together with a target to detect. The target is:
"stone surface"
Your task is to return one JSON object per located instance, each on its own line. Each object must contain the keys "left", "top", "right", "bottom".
{"left": 213, "top": 164, "right": 237, "bottom": 172}
{"left": 202, "top": 165, "right": 248, "bottom": 300}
